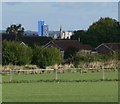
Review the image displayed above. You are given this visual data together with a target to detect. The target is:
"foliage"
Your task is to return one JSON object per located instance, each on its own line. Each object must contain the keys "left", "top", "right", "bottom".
{"left": 71, "top": 17, "right": 120, "bottom": 47}
{"left": 6, "top": 24, "right": 24, "bottom": 37}
{"left": 2, "top": 41, "right": 62, "bottom": 68}
{"left": 32, "top": 46, "right": 63, "bottom": 68}
{"left": 2, "top": 40, "right": 32, "bottom": 65}
{"left": 87, "top": 17, "right": 120, "bottom": 47}
{"left": 72, "top": 50, "right": 116, "bottom": 67}
{"left": 64, "top": 46, "right": 79, "bottom": 59}
{"left": 71, "top": 30, "right": 86, "bottom": 41}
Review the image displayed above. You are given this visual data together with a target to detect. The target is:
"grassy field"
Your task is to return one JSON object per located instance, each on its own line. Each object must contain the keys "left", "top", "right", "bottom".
{"left": 2, "top": 71, "right": 118, "bottom": 102}
{"left": 2, "top": 70, "right": 118, "bottom": 82}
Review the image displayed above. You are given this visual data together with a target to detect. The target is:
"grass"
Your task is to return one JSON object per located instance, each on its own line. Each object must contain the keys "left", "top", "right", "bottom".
{"left": 2, "top": 70, "right": 118, "bottom": 102}
{"left": 2, "top": 70, "right": 118, "bottom": 82}
{"left": 3, "top": 82, "right": 118, "bottom": 102}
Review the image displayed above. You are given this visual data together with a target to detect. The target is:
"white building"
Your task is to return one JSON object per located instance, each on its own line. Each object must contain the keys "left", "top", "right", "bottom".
{"left": 60, "top": 31, "right": 73, "bottom": 39}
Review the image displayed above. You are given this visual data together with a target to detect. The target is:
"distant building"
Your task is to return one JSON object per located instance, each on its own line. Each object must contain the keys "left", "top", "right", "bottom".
{"left": 2, "top": 33, "right": 52, "bottom": 46}
{"left": 58, "top": 25, "right": 73, "bottom": 39}
{"left": 44, "top": 39, "right": 92, "bottom": 56}
{"left": 38, "top": 21, "right": 49, "bottom": 37}
{"left": 43, "top": 24, "right": 49, "bottom": 37}
{"left": 61, "top": 31, "right": 73, "bottom": 39}
{"left": 95, "top": 43, "right": 120, "bottom": 54}
{"left": 38, "top": 21, "right": 44, "bottom": 36}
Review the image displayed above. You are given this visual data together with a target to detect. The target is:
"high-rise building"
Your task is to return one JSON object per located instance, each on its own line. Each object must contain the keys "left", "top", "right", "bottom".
{"left": 38, "top": 21, "right": 44, "bottom": 36}
{"left": 43, "top": 24, "right": 49, "bottom": 37}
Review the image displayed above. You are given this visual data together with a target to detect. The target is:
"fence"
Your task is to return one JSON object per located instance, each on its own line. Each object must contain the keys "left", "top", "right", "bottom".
{"left": 1, "top": 67, "right": 118, "bottom": 83}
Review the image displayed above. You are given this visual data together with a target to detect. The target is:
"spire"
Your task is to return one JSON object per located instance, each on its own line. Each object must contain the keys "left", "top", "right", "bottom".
{"left": 60, "top": 25, "right": 62, "bottom": 33}
{"left": 59, "top": 25, "right": 62, "bottom": 39}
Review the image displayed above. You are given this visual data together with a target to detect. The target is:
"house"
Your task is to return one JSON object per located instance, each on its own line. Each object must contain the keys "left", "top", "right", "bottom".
{"left": 2, "top": 33, "right": 16, "bottom": 41}
{"left": 2, "top": 34, "right": 52, "bottom": 46}
{"left": 44, "top": 39, "right": 92, "bottom": 55}
{"left": 18, "top": 35, "right": 52, "bottom": 46}
{"left": 95, "top": 43, "right": 120, "bottom": 54}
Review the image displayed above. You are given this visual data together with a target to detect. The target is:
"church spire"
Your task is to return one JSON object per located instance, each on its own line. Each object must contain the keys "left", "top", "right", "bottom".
{"left": 60, "top": 25, "right": 62, "bottom": 33}
{"left": 59, "top": 25, "right": 62, "bottom": 39}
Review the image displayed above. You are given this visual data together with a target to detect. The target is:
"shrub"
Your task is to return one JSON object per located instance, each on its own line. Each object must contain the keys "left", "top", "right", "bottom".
{"left": 64, "top": 46, "right": 79, "bottom": 59}
{"left": 32, "top": 46, "right": 63, "bottom": 68}
{"left": 2, "top": 40, "right": 32, "bottom": 65}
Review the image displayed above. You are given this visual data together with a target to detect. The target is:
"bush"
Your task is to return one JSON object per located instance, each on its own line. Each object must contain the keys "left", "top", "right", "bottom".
{"left": 32, "top": 45, "right": 63, "bottom": 68}
{"left": 64, "top": 46, "right": 79, "bottom": 59}
{"left": 72, "top": 50, "right": 108, "bottom": 68}
{"left": 2, "top": 40, "right": 32, "bottom": 65}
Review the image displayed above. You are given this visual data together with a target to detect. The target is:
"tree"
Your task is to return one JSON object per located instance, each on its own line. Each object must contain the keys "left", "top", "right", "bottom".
{"left": 2, "top": 40, "right": 32, "bottom": 65}
{"left": 71, "top": 17, "right": 120, "bottom": 47}
{"left": 32, "top": 46, "right": 63, "bottom": 68}
{"left": 73, "top": 50, "right": 101, "bottom": 68}
{"left": 6, "top": 24, "right": 24, "bottom": 37}
{"left": 87, "top": 17, "right": 120, "bottom": 47}
{"left": 64, "top": 46, "right": 79, "bottom": 59}
{"left": 71, "top": 30, "right": 86, "bottom": 42}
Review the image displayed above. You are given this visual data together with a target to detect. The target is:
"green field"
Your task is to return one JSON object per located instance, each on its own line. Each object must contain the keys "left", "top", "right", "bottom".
{"left": 2, "top": 70, "right": 118, "bottom": 82}
{"left": 2, "top": 71, "right": 118, "bottom": 102}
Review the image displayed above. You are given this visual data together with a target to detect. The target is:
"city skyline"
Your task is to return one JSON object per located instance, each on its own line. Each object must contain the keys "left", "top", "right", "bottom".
{"left": 2, "top": 2, "right": 118, "bottom": 31}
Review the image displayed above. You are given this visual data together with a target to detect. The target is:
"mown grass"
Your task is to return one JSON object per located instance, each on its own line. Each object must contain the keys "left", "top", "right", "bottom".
{"left": 2, "top": 70, "right": 118, "bottom": 82}
{"left": 2, "top": 70, "right": 118, "bottom": 102}
{"left": 3, "top": 82, "right": 118, "bottom": 102}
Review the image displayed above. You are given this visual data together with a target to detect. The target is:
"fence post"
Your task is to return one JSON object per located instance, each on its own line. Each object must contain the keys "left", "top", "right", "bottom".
{"left": 55, "top": 69, "right": 58, "bottom": 80}
{"left": 54, "top": 64, "right": 58, "bottom": 80}
{"left": 102, "top": 67, "right": 105, "bottom": 80}
{"left": 9, "top": 69, "right": 12, "bottom": 82}
{"left": 102, "top": 65, "right": 105, "bottom": 80}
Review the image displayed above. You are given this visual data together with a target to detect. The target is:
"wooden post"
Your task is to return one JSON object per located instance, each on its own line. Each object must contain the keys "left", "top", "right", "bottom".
{"left": 54, "top": 64, "right": 58, "bottom": 80}
{"left": 55, "top": 69, "right": 58, "bottom": 80}
{"left": 9, "top": 69, "right": 12, "bottom": 82}
{"left": 102, "top": 63, "right": 105, "bottom": 80}
{"left": 102, "top": 67, "right": 105, "bottom": 80}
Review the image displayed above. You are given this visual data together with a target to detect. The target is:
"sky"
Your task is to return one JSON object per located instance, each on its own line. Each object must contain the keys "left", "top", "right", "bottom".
{"left": 2, "top": 2, "right": 118, "bottom": 31}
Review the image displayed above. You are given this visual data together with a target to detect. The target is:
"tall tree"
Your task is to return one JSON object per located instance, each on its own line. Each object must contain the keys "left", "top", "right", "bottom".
{"left": 87, "top": 17, "right": 120, "bottom": 47}
{"left": 71, "top": 17, "right": 120, "bottom": 47}
{"left": 71, "top": 30, "right": 86, "bottom": 42}
{"left": 6, "top": 24, "right": 24, "bottom": 37}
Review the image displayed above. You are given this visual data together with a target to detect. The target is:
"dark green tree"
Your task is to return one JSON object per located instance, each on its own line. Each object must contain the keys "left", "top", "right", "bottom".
{"left": 71, "top": 17, "right": 120, "bottom": 47}
{"left": 2, "top": 40, "right": 32, "bottom": 65}
{"left": 6, "top": 24, "right": 24, "bottom": 37}
{"left": 64, "top": 46, "right": 79, "bottom": 59}
{"left": 86, "top": 17, "right": 120, "bottom": 47}
{"left": 32, "top": 46, "right": 62, "bottom": 68}
{"left": 71, "top": 30, "right": 86, "bottom": 42}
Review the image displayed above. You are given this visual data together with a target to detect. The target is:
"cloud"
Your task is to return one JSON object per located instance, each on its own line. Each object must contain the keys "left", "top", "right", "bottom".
{"left": 3, "top": 2, "right": 23, "bottom": 5}
{"left": 2, "top": 2, "right": 118, "bottom": 31}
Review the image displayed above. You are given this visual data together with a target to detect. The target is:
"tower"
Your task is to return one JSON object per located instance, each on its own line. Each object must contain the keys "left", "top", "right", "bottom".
{"left": 43, "top": 24, "right": 49, "bottom": 37}
{"left": 38, "top": 21, "right": 44, "bottom": 36}
{"left": 59, "top": 25, "right": 62, "bottom": 39}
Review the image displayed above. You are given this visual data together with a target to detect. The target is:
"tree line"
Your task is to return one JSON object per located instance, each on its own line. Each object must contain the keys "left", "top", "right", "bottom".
{"left": 71, "top": 17, "right": 120, "bottom": 47}
{"left": 2, "top": 40, "right": 62, "bottom": 68}
{"left": 2, "top": 40, "right": 119, "bottom": 68}
{"left": 2, "top": 17, "right": 120, "bottom": 68}
{"left": 5, "top": 17, "right": 120, "bottom": 48}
